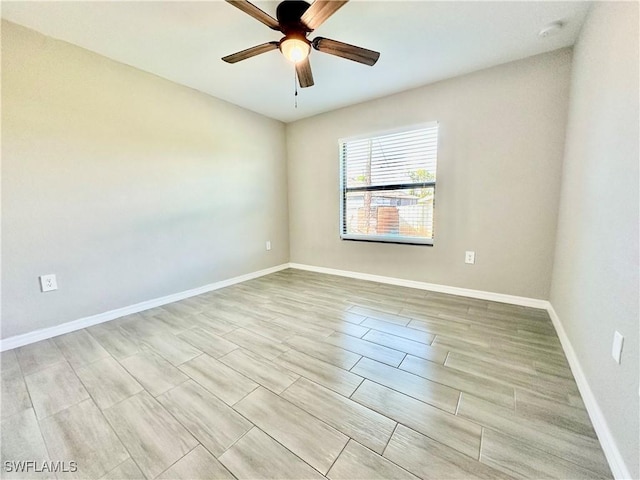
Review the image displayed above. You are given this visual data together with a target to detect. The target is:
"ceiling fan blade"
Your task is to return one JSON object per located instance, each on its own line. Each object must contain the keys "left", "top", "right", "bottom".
{"left": 312, "top": 37, "right": 380, "bottom": 66}
{"left": 222, "top": 42, "right": 279, "bottom": 63}
{"left": 226, "top": 0, "right": 281, "bottom": 30}
{"left": 300, "top": 1, "right": 348, "bottom": 30}
{"left": 295, "top": 57, "right": 314, "bottom": 88}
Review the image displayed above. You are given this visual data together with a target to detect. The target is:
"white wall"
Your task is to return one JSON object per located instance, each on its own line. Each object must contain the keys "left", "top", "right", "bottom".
{"left": 1, "top": 21, "right": 289, "bottom": 339}
{"left": 286, "top": 49, "right": 572, "bottom": 300}
{"left": 549, "top": 3, "right": 639, "bottom": 478}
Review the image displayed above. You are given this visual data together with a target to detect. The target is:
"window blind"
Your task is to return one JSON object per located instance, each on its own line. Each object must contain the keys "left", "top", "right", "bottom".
{"left": 339, "top": 123, "right": 439, "bottom": 245}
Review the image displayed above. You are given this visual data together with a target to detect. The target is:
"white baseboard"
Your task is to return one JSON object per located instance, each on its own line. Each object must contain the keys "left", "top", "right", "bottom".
{"left": 0, "top": 263, "right": 289, "bottom": 352}
{"left": 288, "top": 262, "right": 548, "bottom": 309}
{"left": 547, "top": 304, "right": 631, "bottom": 480}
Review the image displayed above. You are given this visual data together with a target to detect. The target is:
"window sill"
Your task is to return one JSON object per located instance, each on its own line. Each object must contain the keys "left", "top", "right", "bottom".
{"left": 340, "top": 235, "right": 434, "bottom": 246}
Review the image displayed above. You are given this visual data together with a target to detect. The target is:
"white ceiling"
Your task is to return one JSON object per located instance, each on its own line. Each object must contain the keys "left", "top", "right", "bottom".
{"left": 2, "top": 1, "right": 590, "bottom": 122}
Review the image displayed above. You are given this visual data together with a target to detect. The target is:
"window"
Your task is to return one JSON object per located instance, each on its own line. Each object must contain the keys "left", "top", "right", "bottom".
{"left": 340, "top": 123, "right": 439, "bottom": 245}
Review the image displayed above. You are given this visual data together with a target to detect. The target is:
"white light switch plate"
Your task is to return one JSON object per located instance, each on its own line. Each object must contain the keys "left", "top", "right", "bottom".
{"left": 612, "top": 331, "right": 624, "bottom": 364}
{"left": 266, "top": 241, "right": 272, "bottom": 251}
{"left": 39, "top": 274, "right": 58, "bottom": 292}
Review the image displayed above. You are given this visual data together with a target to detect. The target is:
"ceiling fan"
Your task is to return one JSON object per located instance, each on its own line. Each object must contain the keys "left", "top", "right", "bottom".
{"left": 222, "top": 0, "right": 380, "bottom": 88}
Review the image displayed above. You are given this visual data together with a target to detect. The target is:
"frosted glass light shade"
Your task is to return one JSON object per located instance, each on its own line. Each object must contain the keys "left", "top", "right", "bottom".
{"left": 280, "top": 38, "right": 310, "bottom": 63}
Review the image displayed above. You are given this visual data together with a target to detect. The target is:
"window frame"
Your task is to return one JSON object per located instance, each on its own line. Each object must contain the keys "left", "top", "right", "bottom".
{"left": 338, "top": 122, "right": 439, "bottom": 246}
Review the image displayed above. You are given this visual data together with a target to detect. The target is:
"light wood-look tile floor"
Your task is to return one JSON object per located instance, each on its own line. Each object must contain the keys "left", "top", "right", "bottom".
{"left": 1, "top": 269, "right": 612, "bottom": 479}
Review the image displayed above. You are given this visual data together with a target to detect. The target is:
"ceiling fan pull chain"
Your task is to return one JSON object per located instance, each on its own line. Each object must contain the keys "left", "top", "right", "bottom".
{"left": 294, "top": 66, "right": 298, "bottom": 108}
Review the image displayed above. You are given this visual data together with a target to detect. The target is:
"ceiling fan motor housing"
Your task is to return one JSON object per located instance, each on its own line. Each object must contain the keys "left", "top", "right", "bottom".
{"left": 276, "top": 0, "right": 312, "bottom": 34}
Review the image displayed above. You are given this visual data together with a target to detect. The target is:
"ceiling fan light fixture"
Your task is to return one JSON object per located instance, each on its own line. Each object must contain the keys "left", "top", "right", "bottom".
{"left": 280, "top": 35, "right": 310, "bottom": 63}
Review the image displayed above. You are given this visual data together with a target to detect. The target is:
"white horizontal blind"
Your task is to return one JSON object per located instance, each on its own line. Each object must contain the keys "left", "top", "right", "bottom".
{"left": 340, "top": 123, "right": 439, "bottom": 245}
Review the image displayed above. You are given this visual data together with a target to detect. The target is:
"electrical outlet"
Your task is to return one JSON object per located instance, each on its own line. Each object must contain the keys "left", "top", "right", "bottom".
{"left": 266, "top": 240, "right": 272, "bottom": 251}
{"left": 39, "top": 274, "right": 58, "bottom": 292}
{"left": 465, "top": 251, "right": 475, "bottom": 264}
{"left": 612, "top": 331, "right": 624, "bottom": 364}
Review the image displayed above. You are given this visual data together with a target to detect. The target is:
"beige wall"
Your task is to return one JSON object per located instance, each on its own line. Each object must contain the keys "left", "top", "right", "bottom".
{"left": 1, "top": 21, "right": 289, "bottom": 339}
{"left": 549, "top": 3, "right": 639, "bottom": 477}
{"left": 287, "top": 49, "right": 572, "bottom": 299}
